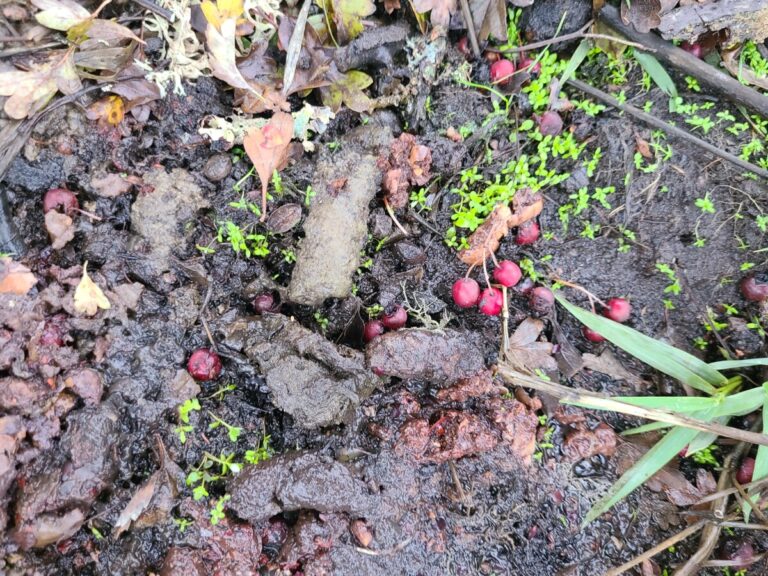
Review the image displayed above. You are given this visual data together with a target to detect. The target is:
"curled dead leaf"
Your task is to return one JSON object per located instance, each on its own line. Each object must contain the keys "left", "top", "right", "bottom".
{"left": 457, "top": 204, "right": 511, "bottom": 266}
{"left": 0, "top": 258, "right": 37, "bottom": 295}
{"left": 505, "top": 317, "right": 558, "bottom": 374}
{"left": 508, "top": 188, "right": 543, "bottom": 228}
{"left": 73, "top": 262, "right": 111, "bottom": 316}
{"left": 620, "top": 0, "right": 662, "bottom": 34}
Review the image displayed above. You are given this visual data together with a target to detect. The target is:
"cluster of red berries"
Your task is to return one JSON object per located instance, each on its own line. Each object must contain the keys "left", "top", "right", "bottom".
{"left": 451, "top": 260, "right": 554, "bottom": 317}
{"left": 363, "top": 304, "right": 408, "bottom": 343}
{"left": 581, "top": 298, "right": 631, "bottom": 343}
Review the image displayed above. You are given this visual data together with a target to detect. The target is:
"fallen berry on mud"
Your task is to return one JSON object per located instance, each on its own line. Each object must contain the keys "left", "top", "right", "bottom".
{"left": 736, "top": 456, "right": 755, "bottom": 484}
{"left": 187, "top": 348, "right": 222, "bottom": 381}
{"left": 681, "top": 41, "right": 703, "bottom": 59}
{"left": 582, "top": 326, "right": 605, "bottom": 343}
{"left": 252, "top": 293, "right": 277, "bottom": 314}
{"left": 603, "top": 297, "right": 631, "bottom": 323}
{"left": 493, "top": 260, "right": 522, "bottom": 287}
{"left": 518, "top": 57, "right": 541, "bottom": 76}
{"left": 490, "top": 59, "right": 515, "bottom": 85}
{"left": 740, "top": 274, "right": 768, "bottom": 302}
{"left": 478, "top": 287, "right": 503, "bottom": 316}
{"left": 721, "top": 540, "right": 756, "bottom": 570}
{"left": 363, "top": 320, "right": 385, "bottom": 343}
{"left": 381, "top": 304, "right": 407, "bottom": 330}
{"left": 452, "top": 278, "right": 481, "bottom": 308}
{"left": 529, "top": 286, "right": 554, "bottom": 313}
{"left": 515, "top": 221, "right": 540, "bottom": 245}
{"left": 537, "top": 111, "right": 563, "bottom": 136}
{"left": 43, "top": 188, "right": 79, "bottom": 215}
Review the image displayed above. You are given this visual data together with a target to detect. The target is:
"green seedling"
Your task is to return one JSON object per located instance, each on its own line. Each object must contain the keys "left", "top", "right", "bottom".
{"left": 656, "top": 262, "right": 682, "bottom": 296}
{"left": 210, "top": 495, "right": 230, "bottom": 525}
{"left": 245, "top": 435, "right": 273, "bottom": 465}
{"left": 208, "top": 412, "right": 242, "bottom": 443}
{"left": 175, "top": 398, "right": 201, "bottom": 444}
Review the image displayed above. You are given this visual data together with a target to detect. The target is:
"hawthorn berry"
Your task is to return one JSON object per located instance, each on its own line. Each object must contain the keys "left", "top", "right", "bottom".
{"left": 493, "top": 260, "right": 522, "bottom": 288}
{"left": 529, "top": 286, "right": 554, "bottom": 313}
{"left": 253, "top": 293, "right": 278, "bottom": 314}
{"left": 515, "top": 221, "right": 540, "bottom": 245}
{"left": 582, "top": 326, "right": 606, "bottom": 343}
{"left": 43, "top": 188, "right": 79, "bottom": 215}
{"left": 452, "top": 278, "right": 481, "bottom": 308}
{"left": 603, "top": 298, "right": 631, "bottom": 323}
{"left": 681, "top": 41, "right": 703, "bottom": 59}
{"left": 537, "top": 111, "right": 563, "bottom": 136}
{"left": 363, "top": 320, "right": 385, "bottom": 343}
{"left": 740, "top": 274, "right": 768, "bottom": 302}
{"left": 490, "top": 59, "right": 515, "bottom": 85}
{"left": 381, "top": 305, "right": 407, "bottom": 330}
{"left": 478, "top": 287, "right": 503, "bottom": 316}
{"left": 187, "top": 348, "right": 222, "bottom": 381}
{"left": 736, "top": 457, "right": 755, "bottom": 485}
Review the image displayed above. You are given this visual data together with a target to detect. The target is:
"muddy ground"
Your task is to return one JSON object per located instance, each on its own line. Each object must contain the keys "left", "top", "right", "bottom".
{"left": 2, "top": 2, "right": 768, "bottom": 575}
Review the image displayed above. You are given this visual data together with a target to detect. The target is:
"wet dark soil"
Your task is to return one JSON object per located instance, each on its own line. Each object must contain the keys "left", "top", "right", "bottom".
{"left": 2, "top": 5, "right": 768, "bottom": 576}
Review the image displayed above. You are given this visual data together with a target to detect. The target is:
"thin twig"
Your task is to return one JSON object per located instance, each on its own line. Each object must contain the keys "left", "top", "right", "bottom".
{"left": 567, "top": 78, "right": 768, "bottom": 181}
{"left": 496, "top": 365, "right": 768, "bottom": 447}
{"left": 458, "top": 0, "right": 481, "bottom": 60}
{"left": 605, "top": 520, "right": 708, "bottom": 576}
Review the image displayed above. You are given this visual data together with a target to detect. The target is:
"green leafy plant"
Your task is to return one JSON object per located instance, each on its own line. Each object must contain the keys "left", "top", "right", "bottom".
{"left": 245, "top": 435, "right": 273, "bottom": 464}
{"left": 175, "top": 398, "right": 201, "bottom": 444}
{"left": 208, "top": 411, "right": 243, "bottom": 442}
{"left": 555, "top": 296, "right": 768, "bottom": 525}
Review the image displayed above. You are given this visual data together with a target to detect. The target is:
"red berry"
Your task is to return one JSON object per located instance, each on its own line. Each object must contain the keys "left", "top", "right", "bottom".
{"left": 457, "top": 36, "right": 471, "bottom": 58}
{"left": 681, "top": 41, "right": 703, "bottom": 59}
{"left": 529, "top": 286, "right": 554, "bottom": 313}
{"left": 452, "top": 278, "right": 481, "bottom": 308}
{"left": 582, "top": 326, "right": 605, "bottom": 343}
{"left": 252, "top": 293, "right": 277, "bottom": 314}
{"left": 478, "top": 287, "right": 503, "bottom": 316}
{"left": 723, "top": 540, "right": 755, "bottom": 570}
{"left": 736, "top": 457, "right": 756, "bottom": 485}
{"left": 43, "top": 188, "right": 78, "bottom": 215}
{"left": 741, "top": 274, "right": 768, "bottom": 302}
{"left": 603, "top": 297, "right": 631, "bottom": 323}
{"left": 187, "top": 348, "right": 222, "bottom": 381}
{"left": 537, "top": 111, "right": 563, "bottom": 136}
{"left": 519, "top": 57, "right": 541, "bottom": 76}
{"left": 381, "top": 304, "right": 407, "bottom": 330}
{"left": 363, "top": 320, "right": 385, "bottom": 343}
{"left": 493, "top": 260, "right": 522, "bottom": 287}
{"left": 515, "top": 221, "right": 540, "bottom": 245}
{"left": 490, "top": 59, "right": 515, "bottom": 85}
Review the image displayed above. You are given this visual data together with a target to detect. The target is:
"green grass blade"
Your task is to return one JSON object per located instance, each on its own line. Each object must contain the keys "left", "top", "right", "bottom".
{"left": 559, "top": 39, "right": 590, "bottom": 87}
{"left": 584, "top": 425, "right": 699, "bottom": 525}
{"left": 615, "top": 396, "right": 715, "bottom": 412}
{"left": 709, "top": 358, "right": 768, "bottom": 370}
{"left": 556, "top": 296, "right": 726, "bottom": 394}
{"left": 685, "top": 428, "right": 722, "bottom": 457}
{"left": 745, "top": 383, "right": 768, "bottom": 522}
{"left": 621, "top": 421, "right": 671, "bottom": 436}
{"left": 710, "top": 386, "right": 766, "bottom": 418}
{"left": 633, "top": 51, "right": 677, "bottom": 98}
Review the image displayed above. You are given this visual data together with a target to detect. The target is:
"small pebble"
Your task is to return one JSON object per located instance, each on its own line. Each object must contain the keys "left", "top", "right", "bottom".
{"left": 203, "top": 154, "right": 232, "bottom": 182}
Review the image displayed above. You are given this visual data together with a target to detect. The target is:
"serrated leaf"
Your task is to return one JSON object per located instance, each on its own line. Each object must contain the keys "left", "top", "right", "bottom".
{"left": 32, "top": 0, "right": 90, "bottom": 31}
{"left": 556, "top": 296, "right": 727, "bottom": 394}
{"left": 634, "top": 51, "right": 677, "bottom": 98}
{"left": 74, "top": 262, "right": 111, "bottom": 316}
{"left": 584, "top": 424, "right": 701, "bottom": 525}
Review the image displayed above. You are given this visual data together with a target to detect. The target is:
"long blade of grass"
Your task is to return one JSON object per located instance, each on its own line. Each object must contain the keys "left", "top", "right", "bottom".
{"left": 559, "top": 39, "right": 590, "bottom": 87}
{"left": 615, "top": 396, "right": 715, "bottom": 412}
{"left": 584, "top": 424, "right": 700, "bottom": 525}
{"left": 556, "top": 296, "right": 726, "bottom": 394}
{"left": 709, "top": 358, "right": 768, "bottom": 370}
{"left": 685, "top": 427, "right": 722, "bottom": 457}
{"left": 710, "top": 386, "right": 766, "bottom": 418}
{"left": 633, "top": 51, "right": 677, "bottom": 98}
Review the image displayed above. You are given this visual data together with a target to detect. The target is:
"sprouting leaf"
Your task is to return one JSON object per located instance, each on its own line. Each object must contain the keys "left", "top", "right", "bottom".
{"left": 319, "top": 70, "right": 373, "bottom": 113}
{"left": 0, "top": 50, "right": 82, "bottom": 119}
{"left": 411, "top": 0, "right": 457, "bottom": 27}
{"left": 556, "top": 296, "right": 727, "bottom": 394}
{"left": 74, "top": 262, "right": 111, "bottom": 316}
{"left": 243, "top": 112, "right": 294, "bottom": 220}
{"left": 32, "top": 0, "right": 90, "bottom": 31}
{"left": 633, "top": 51, "right": 677, "bottom": 98}
{"left": 0, "top": 258, "right": 37, "bottom": 295}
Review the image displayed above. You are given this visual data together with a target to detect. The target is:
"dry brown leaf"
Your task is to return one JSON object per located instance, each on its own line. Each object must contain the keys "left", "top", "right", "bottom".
{"left": 205, "top": 17, "right": 253, "bottom": 91}
{"left": 412, "top": 0, "right": 457, "bottom": 27}
{"left": 468, "top": 0, "right": 508, "bottom": 43}
{"left": 243, "top": 112, "right": 294, "bottom": 220}
{"left": 90, "top": 172, "right": 139, "bottom": 198}
{"left": 45, "top": 211, "right": 75, "bottom": 249}
{"left": 73, "top": 262, "right": 111, "bottom": 316}
{"left": 620, "top": 0, "right": 662, "bottom": 33}
{"left": 0, "top": 258, "right": 37, "bottom": 295}
{"left": 378, "top": 133, "right": 433, "bottom": 209}
{"left": 505, "top": 317, "right": 558, "bottom": 374}
{"left": 636, "top": 136, "right": 653, "bottom": 159}
{"left": 508, "top": 188, "right": 543, "bottom": 228}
